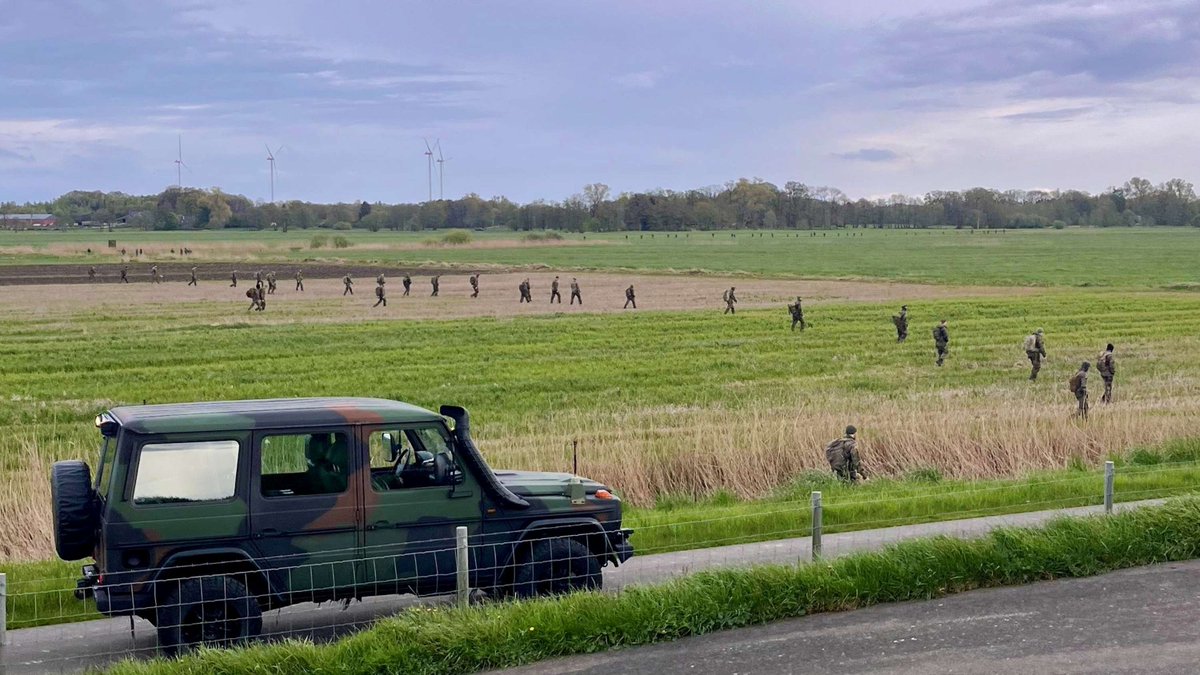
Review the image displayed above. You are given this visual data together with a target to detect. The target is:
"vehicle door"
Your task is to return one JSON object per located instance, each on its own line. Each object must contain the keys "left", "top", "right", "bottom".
{"left": 359, "top": 423, "right": 480, "bottom": 594}
{"left": 251, "top": 427, "right": 362, "bottom": 602}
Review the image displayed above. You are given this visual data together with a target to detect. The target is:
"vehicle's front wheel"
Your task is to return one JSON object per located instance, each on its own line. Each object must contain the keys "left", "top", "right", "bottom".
{"left": 512, "top": 538, "right": 601, "bottom": 598}
{"left": 155, "top": 576, "right": 262, "bottom": 656}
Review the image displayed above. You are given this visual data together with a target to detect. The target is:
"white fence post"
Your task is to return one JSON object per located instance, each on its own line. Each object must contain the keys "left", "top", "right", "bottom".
{"left": 811, "top": 491, "right": 823, "bottom": 562}
{"left": 1104, "top": 461, "right": 1115, "bottom": 514}
{"left": 456, "top": 526, "right": 469, "bottom": 607}
{"left": 0, "top": 571, "right": 8, "bottom": 647}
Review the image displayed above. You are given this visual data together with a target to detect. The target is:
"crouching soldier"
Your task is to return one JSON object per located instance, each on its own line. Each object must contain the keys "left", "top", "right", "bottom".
{"left": 825, "top": 425, "right": 867, "bottom": 482}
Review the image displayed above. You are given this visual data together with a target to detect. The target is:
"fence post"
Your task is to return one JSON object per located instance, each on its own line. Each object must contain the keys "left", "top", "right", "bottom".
{"left": 1, "top": 571, "right": 7, "bottom": 647}
{"left": 811, "top": 491, "right": 823, "bottom": 562}
{"left": 1104, "top": 461, "right": 1115, "bottom": 514}
{"left": 455, "top": 526, "right": 469, "bottom": 607}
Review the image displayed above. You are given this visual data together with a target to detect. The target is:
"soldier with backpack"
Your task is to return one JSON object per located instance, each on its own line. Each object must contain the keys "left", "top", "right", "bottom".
{"left": 723, "top": 287, "right": 737, "bottom": 314}
{"left": 892, "top": 305, "right": 908, "bottom": 342}
{"left": 1097, "top": 344, "right": 1116, "bottom": 403}
{"left": 824, "top": 425, "right": 866, "bottom": 482}
{"left": 1023, "top": 328, "right": 1046, "bottom": 381}
{"left": 933, "top": 319, "right": 950, "bottom": 367}
{"left": 788, "top": 297, "right": 806, "bottom": 331}
{"left": 1069, "top": 362, "right": 1090, "bottom": 419}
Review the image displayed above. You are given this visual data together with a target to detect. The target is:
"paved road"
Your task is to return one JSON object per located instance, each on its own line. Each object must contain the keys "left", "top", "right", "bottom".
{"left": 500, "top": 558, "right": 1200, "bottom": 675}
{"left": 0, "top": 499, "right": 1160, "bottom": 674}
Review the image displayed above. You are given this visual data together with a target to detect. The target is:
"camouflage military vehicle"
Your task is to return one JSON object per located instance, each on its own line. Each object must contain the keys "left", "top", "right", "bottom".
{"left": 51, "top": 398, "right": 633, "bottom": 654}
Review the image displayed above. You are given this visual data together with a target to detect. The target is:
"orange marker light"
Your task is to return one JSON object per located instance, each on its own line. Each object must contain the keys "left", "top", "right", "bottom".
{"left": 594, "top": 489, "right": 614, "bottom": 500}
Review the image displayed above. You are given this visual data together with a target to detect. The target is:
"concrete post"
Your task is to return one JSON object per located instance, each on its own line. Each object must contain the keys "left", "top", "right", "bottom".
{"left": 0, "top": 572, "right": 8, "bottom": 647}
{"left": 1104, "top": 461, "right": 1115, "bottom": 515}
{"left": 811, "top": 491, "right": 823, "bottom": 562}
{"left": 455, "top": 526, "right": 469, "bottom": 607}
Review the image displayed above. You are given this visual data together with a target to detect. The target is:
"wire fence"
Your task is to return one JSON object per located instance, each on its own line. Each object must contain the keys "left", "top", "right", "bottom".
{"left": 0, "top": 459, "right": 1194, "bottom": 673}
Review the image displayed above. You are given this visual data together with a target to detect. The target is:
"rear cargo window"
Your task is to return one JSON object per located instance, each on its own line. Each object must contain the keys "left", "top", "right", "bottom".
{"left": 132, "top": 440, "right": 240, "bottom": 505}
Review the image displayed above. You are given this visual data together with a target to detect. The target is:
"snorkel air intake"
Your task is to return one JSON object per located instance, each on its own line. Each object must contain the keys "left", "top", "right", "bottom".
{"left": 441, "top": 405, "right": 530, "bottom": 509}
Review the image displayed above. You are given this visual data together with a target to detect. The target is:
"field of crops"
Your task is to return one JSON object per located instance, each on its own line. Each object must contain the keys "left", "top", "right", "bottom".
{"left": 3, "top": 227, "right": 1200, "bottom": 287}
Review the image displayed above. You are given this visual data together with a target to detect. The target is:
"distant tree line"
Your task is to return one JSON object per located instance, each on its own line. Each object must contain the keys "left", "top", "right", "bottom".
{"left": 3, "top": 176, "right": 1200, "bottom": 232}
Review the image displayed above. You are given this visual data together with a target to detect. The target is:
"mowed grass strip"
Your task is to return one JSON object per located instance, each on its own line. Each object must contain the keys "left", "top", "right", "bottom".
{"left": 102, "top": 497, "right": 1200, "bottom": 675}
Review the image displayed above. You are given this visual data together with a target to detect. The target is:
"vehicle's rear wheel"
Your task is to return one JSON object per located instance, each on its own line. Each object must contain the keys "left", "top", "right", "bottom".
{"left": 155, "top": 576, "right": 262, "bottom": 656}
{"left": 512, "top": 538, "right": 601, "bottom": 598}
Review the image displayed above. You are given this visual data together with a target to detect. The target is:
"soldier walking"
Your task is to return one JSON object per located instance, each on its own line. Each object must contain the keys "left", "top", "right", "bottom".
{"left": 788, "top": 297, "right": 806, "bottom": 331}
{"left": 150, "top": 265, "right": 161, "bottom": 283}
{"left": 430, "top": 275, "right": 440, "bottom": 297}
{"left": 267, "top": 271, "right": 277, "bottom": 295}
{"left": 550, "top": 276, "right": 562, "bottom": 303}
{"left": 374, "top": 280, "right": 387, "bottom": 307}
{"left": 88, "top": 266, "right": 96, "bottom": 282}
{"left": 469, "top": 274, "right": 479, "bottom": 298}
{"left": 570, "top": 277, "right": 582, "bottom": 305}
{"left": 723, "top": 287, "right": 737, "bottom": 314}
{"left": 402, "top": 274, "right": 412, "bottom": 296}
{"left": 376, "top": 273, "right": 386, "bottom": 290}
{"left": 933, "top": 319, "right": 950, "bottom": 367}
{"left": 120, "top": 265, "right": 129, "bottom": 283}
{"left": 824, "top": 425, "right": 866, "bottom": 482}
{"left": 893, "top": 305, "right": 908, "bottom": 342}
{"left": 1023, "top": 328, "right": 1046, "bottom": 380}
{"left": 519, "top": 278, "right": 531, "bottom": 303}
{"left": 343, "top": 273, "right": 354, "bottom": 295}
{"left": 624, "top": 284, "right": 637, "bottom": 309}
{"left": 188, "top": 266, "right": 198, "bottom": 286}
{"left": 230, "top": 270, "right": 238, "bottom": 287}
{"left": 295, "top": 269, "right": 304, "bottom": 291}
{"left": 1069, "top": 361, "right": 1090, "bottom": 419}
{"left": 1097, "top": 344, "right": 1116, "bottom": 403}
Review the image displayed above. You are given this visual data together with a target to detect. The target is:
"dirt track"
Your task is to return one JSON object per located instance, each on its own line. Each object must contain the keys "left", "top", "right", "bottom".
{"left": 0, "top": 262, "right": 454, "bottom": 286}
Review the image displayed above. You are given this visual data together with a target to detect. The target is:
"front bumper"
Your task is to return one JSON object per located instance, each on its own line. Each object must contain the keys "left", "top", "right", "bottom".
{"left": 611, "top": 528, "right": 634, "bottom": 564}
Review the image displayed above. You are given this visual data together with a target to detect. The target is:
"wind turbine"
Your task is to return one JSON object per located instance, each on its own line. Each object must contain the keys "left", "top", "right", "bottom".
{"left": 265, "top": 144, "right": 284, "bottom": 203}
{"left": 435, "top": 140, "right": 451, "bottom": 200}
{"left": 174, "top": 134, "right": 189, "bottom": 187}
{"left": 423, "top": 138, "right": 434, "bottom": 202}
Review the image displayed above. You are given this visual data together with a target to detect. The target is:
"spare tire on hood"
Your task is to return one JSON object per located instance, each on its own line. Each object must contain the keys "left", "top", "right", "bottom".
{"left": 51, "top": 460, "right": 99, "bottom": 561}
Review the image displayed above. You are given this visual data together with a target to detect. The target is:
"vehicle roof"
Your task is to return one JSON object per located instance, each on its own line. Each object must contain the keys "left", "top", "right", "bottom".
{"left": 107, "top": 397, "right": 443, "bottom": 434}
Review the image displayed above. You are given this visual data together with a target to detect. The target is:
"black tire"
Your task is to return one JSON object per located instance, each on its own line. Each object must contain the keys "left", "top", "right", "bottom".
{"left": 512, "top": 538, "right": 601, "bottom": 599}
{"left": 156, "top": 576, "right": 263, "bottom": 657}
{"left": 50, "top": 460, "right": 98, "bottom": 561}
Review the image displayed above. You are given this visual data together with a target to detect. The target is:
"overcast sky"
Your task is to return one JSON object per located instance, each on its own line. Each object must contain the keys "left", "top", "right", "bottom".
{"left": 1, "top": 0, "right": 1198, "bottom": 204}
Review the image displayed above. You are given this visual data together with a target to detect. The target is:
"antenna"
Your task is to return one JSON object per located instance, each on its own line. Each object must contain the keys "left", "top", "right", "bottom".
{"left": 174, "top": 134, "right": 190, "bottom": 187}
{"left": 423, "top": 138, "right": 434, "bottom": 202}
{"left": 435, "top": 140, "right": 449, "bottom": 200}
{"left": 265, "top": 144, "right": 284, "bottom": 203}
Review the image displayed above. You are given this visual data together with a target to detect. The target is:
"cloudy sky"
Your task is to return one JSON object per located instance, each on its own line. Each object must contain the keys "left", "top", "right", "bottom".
{"left": 1, "top": 0, "right": 1198, "bottom": 204}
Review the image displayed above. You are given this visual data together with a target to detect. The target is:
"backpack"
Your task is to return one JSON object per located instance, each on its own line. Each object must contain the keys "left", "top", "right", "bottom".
{"left": 1022, "top": 334, "right": 1037, "bottom": 351}
{"left": 1097, "top": 352, "right": 1112, "bottom": 375}
{"left": 1068, "top": 372, "right": 1082, "bottom": 394}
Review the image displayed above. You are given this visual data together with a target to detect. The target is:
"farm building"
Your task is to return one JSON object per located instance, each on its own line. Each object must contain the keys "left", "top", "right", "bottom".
{"left": 0, "top": 213, "right": 57, "bottom": 229}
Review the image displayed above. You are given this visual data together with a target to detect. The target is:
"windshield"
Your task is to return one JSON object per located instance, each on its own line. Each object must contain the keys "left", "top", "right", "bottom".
{"left": 94, "top": 435, "right": 117, "bottom": 500}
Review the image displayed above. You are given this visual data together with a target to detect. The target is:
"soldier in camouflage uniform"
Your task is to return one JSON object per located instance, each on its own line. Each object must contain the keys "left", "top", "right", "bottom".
{"left": 230, "top": 270, "right": 238, "bottom": 287}
{"left": 933, "top": 319, "right": 950, "bottom": 367}
{"left": 402, "top": 274, "right": 412, "bottom": 296}
{"left": 295, "top": 270, "right": 304, "bottom": 291}
{"left": 188, "top": 266, "right": 198, "bottom": 286}
{"left": 470, "top": 274, "right": 480, "bottom": 298}
{"left": 1070, "top": 361, "right": 1090, "bottom": 419}
{"left": 120, "top": 265, "right": 129, "bottom": 283}
{"left": 723, "top": 287, "right": 737, "bottom": 314}
{"left": 267, "top": 271, "right": 277, "bottom": 295}
{"left": 570, "top": 278, "right": 582, "bottom": 305}
{"left": 1024, "top": 328, "right": 1046, "bottom": 381}
{"left": 255, "top": 270, "right": 264, "bottom": 289}
{"left": 376, "top": 273, "right": 386, "bottom": 290}
{"left": 893, "top": 305, "right": 908, "bottom": 342}
{"left": 430, "top": 275, "right": 440, "bottom": 297}
{"left": 788, "top": 297, "right": 805, "bottom": 331}
{"left": 245, "top": 287, "right": 260, "bottom": 311}
{"left": 550, "top": 276, "right": 562, "bottom": 304}
{"left": 374, "top": 279, "right": 387, "bottom": 307}
{"left": 150, "top": 265, "right": 161, "bottom": 284}
{"left": 624, "top": 284, "right": 636, "bottom": 309}
{"left": 825, "top": 425, "right": 866, "bottom": 482}
{"left": 343, "top": 274, "right": 354, "bottom": 295}
{"left": 519, "top": 279, "right": 531, "bottom": 303}
{"left": 1097, "top": 344, "right": 1116, "bottom": 403}
{"left": 88, "top": 266, "right": 96, "bottom": 282}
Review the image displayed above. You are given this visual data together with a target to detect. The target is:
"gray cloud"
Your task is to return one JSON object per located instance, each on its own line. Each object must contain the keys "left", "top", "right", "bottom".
{"left": 0, "top": 147, "right": 33, "bottom": 163}
{"left": 1000, "top": 106, "right": 1095, "bottom": 122}
{"left": 834, "top": 148, "right": 900, "bottom": 162}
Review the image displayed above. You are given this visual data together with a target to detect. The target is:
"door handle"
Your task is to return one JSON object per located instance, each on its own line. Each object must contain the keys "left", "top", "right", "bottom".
{"left": 368, "top": 520, "right": 391, "bottom": 531}
{"left": 256, "top": 528, "right": 282, "bottom": 538}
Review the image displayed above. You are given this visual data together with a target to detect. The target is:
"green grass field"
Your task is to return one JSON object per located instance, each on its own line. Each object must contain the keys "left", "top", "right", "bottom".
{"left": 4, "top": 227, "right": 1200, "bottom": 287}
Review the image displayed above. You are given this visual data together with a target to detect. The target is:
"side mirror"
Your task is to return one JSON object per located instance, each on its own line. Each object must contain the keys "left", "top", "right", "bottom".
{"left": 383, "top": 433, "right": 399, "bottom": 462}
{"left": 434, "top": 452, "right": 452, "bottom": 485}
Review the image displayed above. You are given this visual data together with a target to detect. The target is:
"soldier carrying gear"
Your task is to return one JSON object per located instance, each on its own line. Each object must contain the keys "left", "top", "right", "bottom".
{"left": 892, "top": 305, "right": 908, "bottom": 342}
{"left": 624, "top": 284, "right": 636, "bottom": 309}
{"left": 723, "top": 287, "right": 738, "bottom": 315}
{"left": 267, "top": 271, "right": 277, "bottom": 295}
{"left": 430, "top": 275, "right": 440, "bottom": 297}
{"left": 470, "top": 274, "right": 480, "bottom": 298}
{"left": 150, "top": 265, "right": 161, "bottom": 284}
{"left": 230, "top": 270, "right": 238, "bottom": 287}
{"left": 295, "top": 269, "right": 304, "bottom": 291}
{"left": 246, "top": 287, "right": 260, "bottom": 311}
{"left": 933, "top": 319, "right": 950, "bottom": 367}
{"left": 825, "top": 425, "right": 866, "bottom": 482}
{"left": 343, "top": 274, "right": 354, "bottom": 295}
{"left": 88, "top": 266, "right": 97, "bottom": 281}
{"left": 1097, "top": 344, "right": 1116, "bottom": 403}
{"left": 1069, "top": 361, "right": 1090, "bottom": 419}
{"left": 1023, "top": 328, "right": 1046, "bottom": 381}
{"left": 550, "top": 276, "right": 562, "bottom": 303}
{"left": 120, "top": 265, "right": 129, "bottom": 283}
{"left": 188, "top": 266, "right": 198, "bottom": 286}
{"left": 788, "top": 297, "right": 806, "bottom": 331}
{"left": 373, "top": 281, "right": 387, "bottom": 308}
{"left": 570, "top": 278, "right": 582, "bottom": 305}
{"left": 518, "top": 279, "right": 532, "bottom": 303}
{"left": 402, "top": 274, "right": 412, "bottom": 296}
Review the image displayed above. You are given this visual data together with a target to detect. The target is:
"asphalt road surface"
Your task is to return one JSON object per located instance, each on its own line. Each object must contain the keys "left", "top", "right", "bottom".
{"left": 0, "top": 499, "right": 1161, "bottom": 674}
{"left": 499, "top": 558, "right": 1200, "bottom": 675}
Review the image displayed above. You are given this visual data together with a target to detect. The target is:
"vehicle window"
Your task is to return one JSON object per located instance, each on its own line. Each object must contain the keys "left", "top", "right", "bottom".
{"left": 368, "top": 426, "right": 458, "bottom": 492}
{"left": 95, "top": 436, "right": 118, "bottom": 500}
{"left": 132, "top": 440, "right": 239, "bottom": 505}
{"left": 261, "top": 432, "right": 350, "bottom": 497}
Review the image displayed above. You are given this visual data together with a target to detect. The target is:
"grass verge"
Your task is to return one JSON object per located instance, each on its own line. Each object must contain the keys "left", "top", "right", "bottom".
{"left": 106, "top": 497, "right": 1200, "bottom": 674}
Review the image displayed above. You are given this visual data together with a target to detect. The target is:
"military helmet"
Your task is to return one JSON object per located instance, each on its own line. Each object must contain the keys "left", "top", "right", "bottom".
{"left": 845, "top": 425, "right": 857, "bottom": 436}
